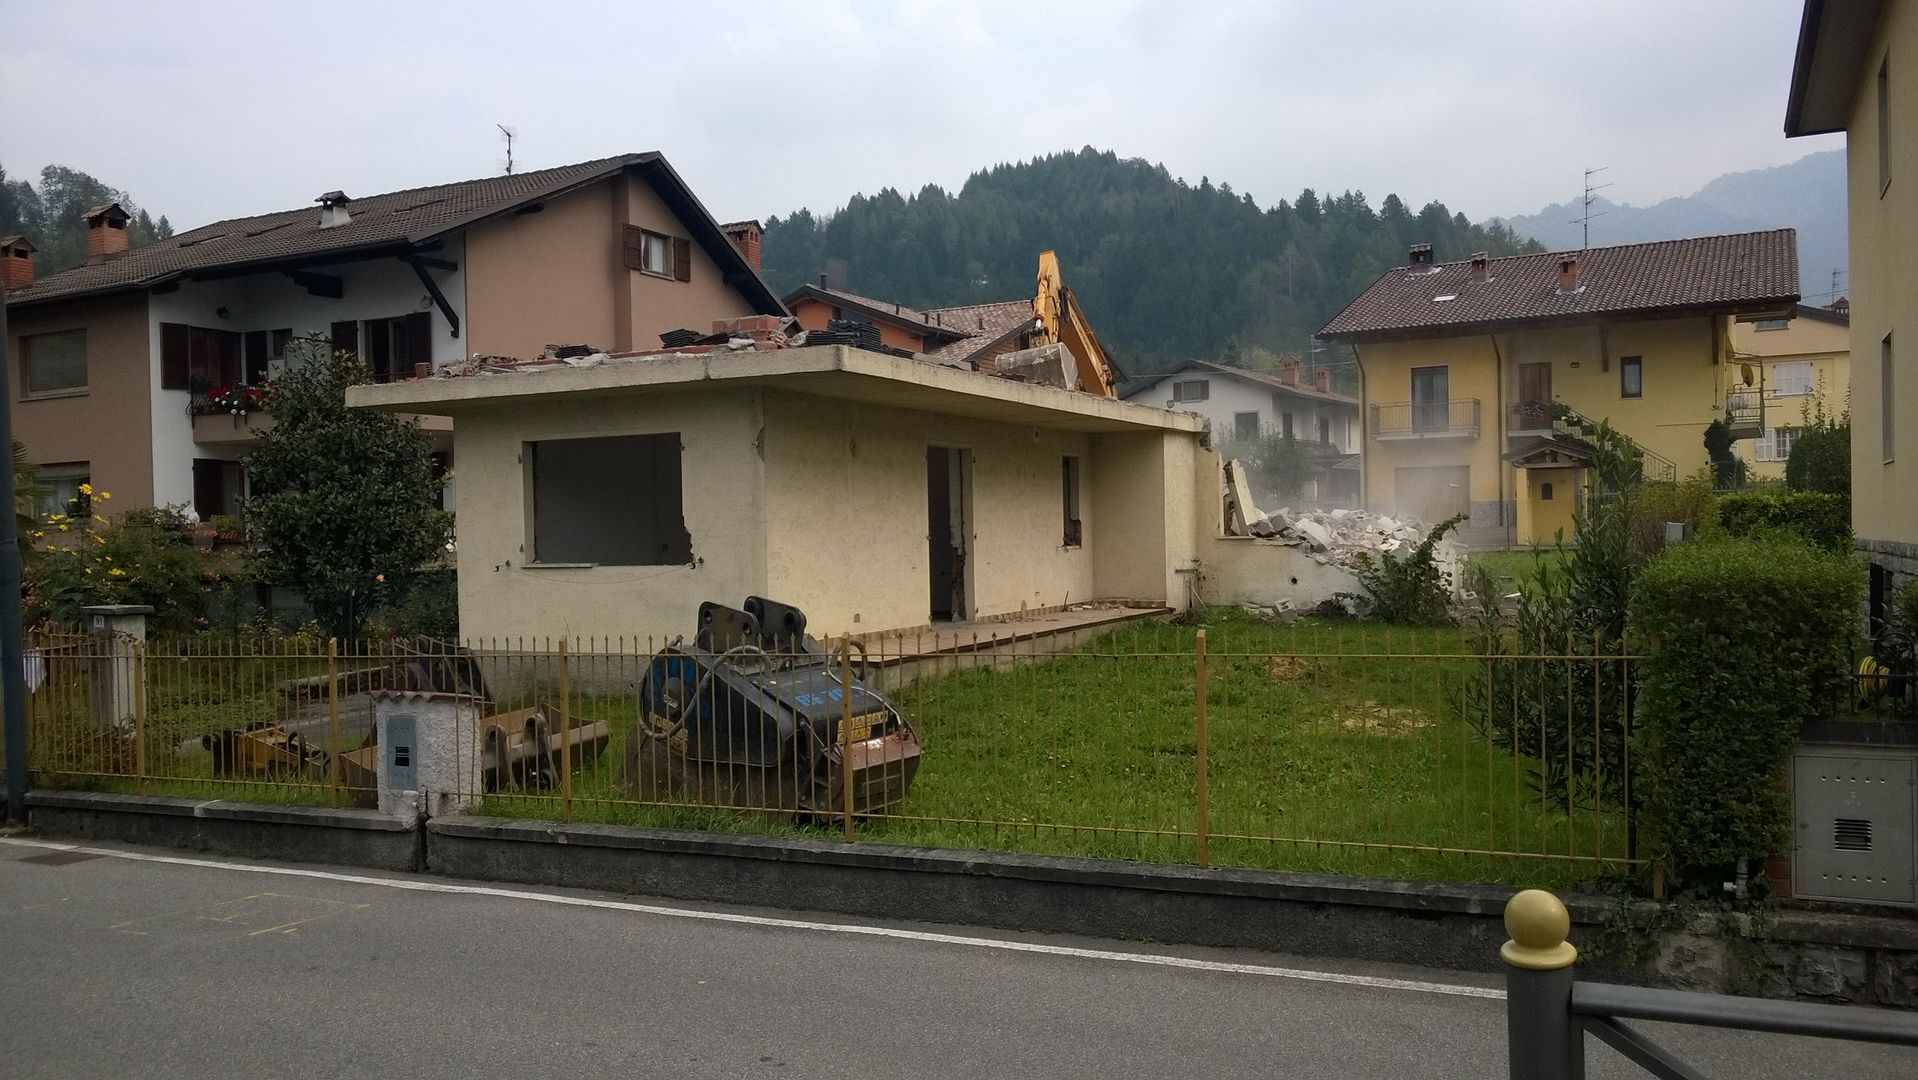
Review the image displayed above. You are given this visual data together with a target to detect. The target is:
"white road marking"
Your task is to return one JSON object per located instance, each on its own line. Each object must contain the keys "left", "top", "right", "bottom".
{"left": 1, "top": 836, "right": 1503, "bottom": 1001}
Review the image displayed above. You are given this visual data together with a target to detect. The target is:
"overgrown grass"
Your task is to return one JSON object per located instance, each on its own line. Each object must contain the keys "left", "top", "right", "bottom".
{"left": 1468, "top": 548, "right": 1566, "bottom": 594}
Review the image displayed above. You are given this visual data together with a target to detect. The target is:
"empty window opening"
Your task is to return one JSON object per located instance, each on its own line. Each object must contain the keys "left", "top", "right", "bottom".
{"left": 1061, "top": 456, "right": 1082, "bottom": 548}
{"left": 1620, "top": 356, "right": 1643, "bottom": 398}
{"left": 530, "top": 434, "right": 691, "bottom": 566}
{"left": 1233, "top": 412, "right": 1260, "bottom": 439}
{"left": 1318, "top": 416, "right": 1331, "bottom": 445}
{"left": 1281, "top": 412, "right": 1295, "bottom": 439}
{"left": 192, "top": 459, "right": 245, "bottom": 521}
{"left": 362, "top": 313, "right": 432, "bottom": 382}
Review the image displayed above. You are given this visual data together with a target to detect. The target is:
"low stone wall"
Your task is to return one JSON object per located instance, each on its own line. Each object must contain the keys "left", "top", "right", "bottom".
{"left": 1859, "top": 536, "right": 1918, "bottom": 596}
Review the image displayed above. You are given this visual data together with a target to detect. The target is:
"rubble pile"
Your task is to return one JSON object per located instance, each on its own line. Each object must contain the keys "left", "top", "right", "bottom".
{"left": 1222, "top": 460, "right": 1463, "bottom": 579}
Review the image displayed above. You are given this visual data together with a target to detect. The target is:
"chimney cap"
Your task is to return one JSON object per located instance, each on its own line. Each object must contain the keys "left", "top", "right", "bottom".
{"left": 315, "top": 190, "right": 352, "bottom": 206}
{"left": 81, "top": 202, "right": 129, "bottom": 225}
{"left": 0, "top": 235, "right": 37, "bottom": 253}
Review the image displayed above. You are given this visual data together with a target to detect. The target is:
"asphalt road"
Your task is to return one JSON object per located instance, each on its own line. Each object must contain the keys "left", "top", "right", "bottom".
{"left": 1, "top": 837, "right": 1912, "bottom": 1079}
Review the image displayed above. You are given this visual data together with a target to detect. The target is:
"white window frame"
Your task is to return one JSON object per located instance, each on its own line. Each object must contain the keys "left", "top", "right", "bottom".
{"left": 1770, "top": 360, "right": 1814, "bottom": 397}
{"left": 36, "top": 463, "right": 91, "bottom": 519}
{"left": 1171, "top": 379, "right": 1209, "bottom": 403}
{"left": 1755, "top": 426, "right": 1801, "bottom": 463}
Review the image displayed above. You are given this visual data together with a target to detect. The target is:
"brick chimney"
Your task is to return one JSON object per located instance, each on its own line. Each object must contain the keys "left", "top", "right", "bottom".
{"left": 1407, "top": 243, "right": 1436, "bottom": 274}
{"left": 1278, "top": 353, "right": 1301, "bottom": 385}
{"left": 0, "top": 236, "right": 36, "bottom": 293}
{"left": 1469, "top": 251, "right": 1491, "bottom": 284}
{"left": 1556, "top": 253, "right": 1581, "bottom": 293}
{"left": 1314, "top": 366, "right": 1331, "bottom": 392}
{"left": 83, "top": 202, "right": 131, "bottom": 263}
{"left": 721, "top": 219, "right": 762, "bottom": 271}
{"left": 316, "top": 191, "right": 353, "bottom": 229}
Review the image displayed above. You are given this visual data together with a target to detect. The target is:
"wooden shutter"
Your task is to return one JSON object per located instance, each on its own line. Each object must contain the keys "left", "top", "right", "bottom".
{"left": 214, "top": 330, "right": 242, "bottom": 387}
{"left": 160, "top": 323, "right": 190, "bottom": 390}
{"left": 404, "top": 312, "right": 432, "bottom": 371}
{"left": 244, "top": 330, "right": 269, "bottom": 384}
{"left": 672, "top": 236, "right": 691, "bottom": 282}
{"left": 330, "top": 320, "right": 359, "bottom": 358}
{"left": 622, "top": 225, "right": 643, "bottom": 272}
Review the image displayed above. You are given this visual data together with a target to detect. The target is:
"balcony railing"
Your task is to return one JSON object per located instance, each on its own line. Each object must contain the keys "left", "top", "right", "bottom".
{"left": 1370, "top": 399, "right": 1480, "bottom": 440}
{"left": 1725, "top": 387, "right": 1765, "bottom": 437}
{"left": 1506, "top": 399, "right": 1556, "bottom": 433}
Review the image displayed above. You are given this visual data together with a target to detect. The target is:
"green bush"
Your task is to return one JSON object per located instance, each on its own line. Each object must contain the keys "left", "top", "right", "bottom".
{"left": 1630, "top": 536, "right": 1860, "bottom": 882}
{"left": 25, "top": 503, "right": 210, "bottom": 633}
{"left": 1714, "top": 490, "right": 1850, "bottom": 553}
{"left": 1628, "top": 470, "right": 1718, "bottom": 559}
{"left": 1348, "top": 513, "right": 1464, "bottom": 625}
{"left": 1785, "top": 399, "right": 1849, "bottom": 497}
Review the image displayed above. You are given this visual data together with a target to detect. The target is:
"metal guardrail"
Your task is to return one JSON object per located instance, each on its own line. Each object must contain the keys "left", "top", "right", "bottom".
{"left": 1502, "top": 890, "right": 1918, "bottom": 1078}
{"left": 1370, "top": 399, "right": 1481, "bottom": 439}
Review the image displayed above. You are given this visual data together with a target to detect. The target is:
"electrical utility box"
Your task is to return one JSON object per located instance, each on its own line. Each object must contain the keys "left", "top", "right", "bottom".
{"left": 371, "top": 691, "right": 483, "bottom": 821}
{"left": 1792, "top": 748, "right": 1917, "bottom": 907}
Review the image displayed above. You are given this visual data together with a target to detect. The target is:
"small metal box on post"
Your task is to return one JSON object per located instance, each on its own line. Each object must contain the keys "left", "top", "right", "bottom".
{"left": 369, "top": 690, "right": 483, "bottom": 821}
{"left": 82, "top": 605, "right": 151, "bottom": 730}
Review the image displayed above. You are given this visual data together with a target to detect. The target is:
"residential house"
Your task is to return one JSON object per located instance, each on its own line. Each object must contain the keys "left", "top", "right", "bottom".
{"left": 1317, "top": 235, "right": 1799, "bottom": 546}
{"left": 1729, "top": 302, "right": 1852, "bottom": 479}
{"left": 2, "top": 153, "right": 783, "bottom": 521}
{"left": 1787, "top": 0, "right": 1918, "bottom": 614}
{"left": 783, "top": 281, "right": 1041, "bottom": 371}
{"left": 1121, "top": 357, "right": 1361, "bottom": 506}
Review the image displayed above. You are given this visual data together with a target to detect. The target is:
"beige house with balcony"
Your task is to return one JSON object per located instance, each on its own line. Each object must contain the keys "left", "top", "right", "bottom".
{"left": 1728, "top": 303, "right": 1852, "bottom": 480}
{"left": 3, "top": 153, "right": 782, "bottom": 520}
{"left": 1318, "top": 234, "right": 1800, "bottom": 546}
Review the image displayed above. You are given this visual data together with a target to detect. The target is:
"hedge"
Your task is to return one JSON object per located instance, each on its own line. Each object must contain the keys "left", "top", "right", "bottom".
{"left": 1713, "top": 489, "right": 1851, "bottom": 553}
{"left": 1629, "top": 536, "right": 1860, "bottom": 881}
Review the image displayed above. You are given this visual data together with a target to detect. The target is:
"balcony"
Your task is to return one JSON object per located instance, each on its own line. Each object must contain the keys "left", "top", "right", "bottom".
{"left": 1506, "top": 399, "right": 1557, "bottom": 435}
{"left": 1370, "top": 399, "right": 1480, "bottom": 440}
{"left": 1724, "top": 388, "right": 1765, "bottom": 439}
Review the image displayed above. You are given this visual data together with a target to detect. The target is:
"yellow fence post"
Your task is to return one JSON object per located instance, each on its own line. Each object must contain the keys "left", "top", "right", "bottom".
{"left": 1195, "top": 627, "right": 1210, "bottom": 869}
{"left": 327, "top": 638, "right": 341, "bottom": 809}
{"left": 133, "top": 641, "right": 147, "bottom": 793}
{"left": 840, "top": 644, "right": 856, "bottom": 843}
{"left": 558, "top": 636, "right": 573, "bottom": 824}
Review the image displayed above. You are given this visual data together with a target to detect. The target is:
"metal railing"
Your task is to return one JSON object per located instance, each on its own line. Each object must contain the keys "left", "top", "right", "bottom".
{"left": 1371, "top": 399, "right": 1481, "bottom": 439}
{"left": 19, "top": 621, "right": 1643, "bottom": 886}
{"left": 1502, "top": 890, "right": 1918, "bottom": 1078}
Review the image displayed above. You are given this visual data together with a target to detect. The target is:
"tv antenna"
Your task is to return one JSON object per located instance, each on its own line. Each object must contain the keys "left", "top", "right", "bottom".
{"left": 497, "top": 124, "right": 517, "bottom": 175}
{"left": 1830, "top": 267, "right": 1847, "bottom": 301}
{"left": 1569, "top": 166, "right": 1611, "bottom": 249}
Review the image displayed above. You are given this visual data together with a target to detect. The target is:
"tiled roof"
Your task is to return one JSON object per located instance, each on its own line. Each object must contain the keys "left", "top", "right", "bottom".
{"left": 1123, "top": 359, "right": 1358, "bottom": 406}
{"left": 6, "top": 153, "right": 787, "bottom": 315}
{"left": 1318, "top": 230, "right": 1799, "bottom": 341}
{"left": 784, "top": 283, "right": 961, "bottom": 338}
{"left": 921, "top": 300, "right": 1034, "bottom": 364}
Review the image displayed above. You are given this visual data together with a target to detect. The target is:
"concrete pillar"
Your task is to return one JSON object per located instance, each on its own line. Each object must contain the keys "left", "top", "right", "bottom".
{"left": 82, "top": 605, "right": 150, "bottom": 730}
{"left": 370, "top": 690, "right": 483, "bottom": 820}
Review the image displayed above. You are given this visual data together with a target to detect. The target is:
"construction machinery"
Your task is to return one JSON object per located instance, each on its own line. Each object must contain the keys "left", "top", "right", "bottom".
{"left": 1031, "top": 249, "right": 1118, "bottom": 398}
{"left": 620, "top": 597, "right": 922, "bottom": 816}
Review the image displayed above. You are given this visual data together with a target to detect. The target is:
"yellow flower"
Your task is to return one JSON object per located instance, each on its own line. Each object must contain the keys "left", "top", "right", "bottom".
{"left": 97, "top": 491, "right": 110, "bottom": 501}
{"left": 109, "top": 567, "right": 126, "bottom": 577}
{"left": 83, "top": 567, "right": 93, "bottom": 575}
{"left": 77, "top": 483, "right": 93, "bottom": 496}
{"left": 56, "top": 524, "right": 69, "bottom": 532}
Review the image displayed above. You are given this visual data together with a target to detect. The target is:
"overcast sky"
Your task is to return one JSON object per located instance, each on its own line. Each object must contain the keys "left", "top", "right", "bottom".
{"left": 2, "top": 0, "right": 1839, "bottom": 231}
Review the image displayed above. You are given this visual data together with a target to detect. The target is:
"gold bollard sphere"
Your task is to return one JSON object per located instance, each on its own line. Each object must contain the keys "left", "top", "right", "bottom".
{"left": 1500, "top": 888, "right": 1578, "bottom": 970}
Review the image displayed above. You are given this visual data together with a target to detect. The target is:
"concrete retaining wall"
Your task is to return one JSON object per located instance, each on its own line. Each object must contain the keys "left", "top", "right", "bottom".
{"left": 25, "top": 790, "right": 422, "bottom": 872}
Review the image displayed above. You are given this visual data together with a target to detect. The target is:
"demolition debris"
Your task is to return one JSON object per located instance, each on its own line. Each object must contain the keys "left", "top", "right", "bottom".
{"left": 1222, "top": 460, "right": 1464, "bottom": 576}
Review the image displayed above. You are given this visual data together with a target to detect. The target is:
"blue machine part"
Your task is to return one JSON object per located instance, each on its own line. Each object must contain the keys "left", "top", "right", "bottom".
{"left": 640, "top": 648, "right": 894, "bottom": 768}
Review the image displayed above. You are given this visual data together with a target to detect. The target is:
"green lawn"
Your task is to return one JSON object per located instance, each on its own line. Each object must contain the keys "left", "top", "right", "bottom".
{"left": 1467, "top": 548, "right": 1567, "bottom": 594}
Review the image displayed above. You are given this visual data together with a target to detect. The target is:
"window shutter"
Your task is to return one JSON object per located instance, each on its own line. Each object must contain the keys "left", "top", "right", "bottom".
{"left": 330, "top": 320, "right": 359, "bottom": 358}
{"left": 622, "top": 224, "right": 643, "bottom": 272}
{"left": 160, "top": 323, "right": 190, "bottom": 390}
{"left": 672, "top": 236, "right": 691, "bottom": 282}
{"left": 244, "top": 330, "right": 269, "bottom": 383}
{"left": 215, "top": 330, "right": 242, "bottom": 387}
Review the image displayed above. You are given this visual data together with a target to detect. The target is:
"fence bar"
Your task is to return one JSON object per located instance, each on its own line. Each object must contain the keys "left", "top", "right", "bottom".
{"left": 1570, "top": 982, "right": 1918, "bottom": 1046}
{"left": 1502, "top": 890, "right": 1582, "bottom": 1080}
{"left": 133, "top": 641, "right": 147, "bottom": 793}
{"left": 558, "top": 636, "right": 572, "bottom": 824}
{"left": 1194, "top": 627, "right": 1209, "bottom": 869}
{"left": 327, "top": 638, "right": 341, "bottom": 808}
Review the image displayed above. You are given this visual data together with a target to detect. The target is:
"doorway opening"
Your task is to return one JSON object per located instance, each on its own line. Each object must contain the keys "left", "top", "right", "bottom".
{"left": 927, "top": 446, "right": 972, "bottom": 622}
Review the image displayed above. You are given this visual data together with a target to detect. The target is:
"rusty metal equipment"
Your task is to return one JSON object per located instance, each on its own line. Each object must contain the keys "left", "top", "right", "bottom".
{"left": 620, "top": 596, "right": 922, "bottom": 816}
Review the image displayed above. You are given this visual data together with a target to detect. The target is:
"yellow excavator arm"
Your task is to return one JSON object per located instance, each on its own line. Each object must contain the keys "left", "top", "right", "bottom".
{"left": 1032, "top": 250, "right": 1116, "bottom": 397}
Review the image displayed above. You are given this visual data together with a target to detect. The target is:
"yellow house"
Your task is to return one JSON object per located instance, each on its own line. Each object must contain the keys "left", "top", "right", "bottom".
{"left": 1787, "top": 0, "right": 1918, "bottom": 616}
{"left": 1728, "top": 303, "right": 1852, "bottom": 480}
{"left": 1318, "top": 235, "right": 1800, "bottom": 546}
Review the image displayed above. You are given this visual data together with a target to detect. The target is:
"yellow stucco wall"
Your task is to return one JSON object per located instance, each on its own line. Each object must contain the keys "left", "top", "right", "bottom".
{"left": 1357, "top": 315, "right": 1735, "bottom": 537}
{"left": 1729, "top": 314, "right": 1852, "bottom": 479}
{"left": 1847, "top": 3, "right": 1918, "bottom": 550}
{"left": 1516, "top": 467, "right": 1579, "bottom": 546}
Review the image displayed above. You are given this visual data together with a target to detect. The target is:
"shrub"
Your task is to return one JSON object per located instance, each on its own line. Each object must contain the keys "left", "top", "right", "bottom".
{"left": 1703, "top": 419, "right": 1746, "bottom": 489}
{"left": 1785, "top": 399, "right": 1849, "bottom": 497}
{"left": 1348, "top": 513, "right": 1464, "bottom": 625}
{"left": 1714, "top": 490, "right": 1850, "bottom": 553}
{"left": 372, "top": 567, "right": 459, "bottom": 639}
{"left": 1630, "top": 536, "right": 1860, "bottom": 883}
{"left": 25, "top": 501, "right": 210, "bottom": 633}
{"left": 1627, "top": 470, "right": 1718, "bottom": 559}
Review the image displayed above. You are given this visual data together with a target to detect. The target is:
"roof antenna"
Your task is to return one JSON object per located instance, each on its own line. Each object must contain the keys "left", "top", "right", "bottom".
{"left": 1570, "top": 166, "right": 1611, "bottom": 250}
{"left": 497, "top": 124, "right": 517, "bottom": 175}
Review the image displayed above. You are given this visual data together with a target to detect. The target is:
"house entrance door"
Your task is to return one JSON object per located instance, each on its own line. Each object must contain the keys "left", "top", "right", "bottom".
{"left": 927, "top": 446, "right": 972, "bottom": 622}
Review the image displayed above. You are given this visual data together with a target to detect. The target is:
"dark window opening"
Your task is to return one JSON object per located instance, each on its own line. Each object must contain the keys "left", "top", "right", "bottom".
{"left": 1540, "top": 482, "right": 1554, "bottom": 501}
{"left": 1410, "top": 366, "right": 1450, "bottom": 430}
{"left": 530, "top": 433, "right": 690, "bottom": 565}
{"left": 1281, "top": 412, "right": 1295, "bottom": 439}
{"left": 362, "top": 313, "right": 432, "bottom": 382}
{"left": 23, "top": 329, "right": 87, "bottom": 396}
{"left": 1318, "top": 416, "right": 1331, "bottom": 445}
{"left": 1234, "top": 412, "right": 1260, "bottom": 439}
{"left": 1061, "top": 456, "right": 1082, "bottom": 548}
{"left": 1620, "top": 356, "right": 1643, "bottom": 398}
{"left": 243, "top": 328, "right": 293, "bottom": 384}
{"left": 192, "top": 458, "right": 244, "bottom": 521}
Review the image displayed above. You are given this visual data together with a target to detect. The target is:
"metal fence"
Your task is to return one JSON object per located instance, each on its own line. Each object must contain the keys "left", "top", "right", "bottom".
{"left": 20, "top": 620, "right": 1643, "bottom": 885}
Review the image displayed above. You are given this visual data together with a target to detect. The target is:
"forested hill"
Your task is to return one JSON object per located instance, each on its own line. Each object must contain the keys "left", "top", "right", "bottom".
{"left": 759, "top": 148, "right": 1541, "bottom": 372}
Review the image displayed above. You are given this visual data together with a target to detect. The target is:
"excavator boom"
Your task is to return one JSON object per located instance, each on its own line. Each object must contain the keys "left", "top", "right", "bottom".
{"left": 1033, "top": 250, "right": 1116, "bottom": 397}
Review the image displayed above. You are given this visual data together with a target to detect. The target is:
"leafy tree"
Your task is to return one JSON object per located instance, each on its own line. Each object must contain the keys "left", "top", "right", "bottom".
{"left": 1785, "top": 398, "right": 1850, "bottom": 496}
{"left": 12, "top": 439, "right": 47, "bottom": 565}
{"left": 245, "top": 339, "right": 452, "bottom": 643}
{"left": 0, "top": 162, "right": 171, "bottom": 273}
{"left": 1702, "top": 419, "right": 1745, "bottom": 489}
